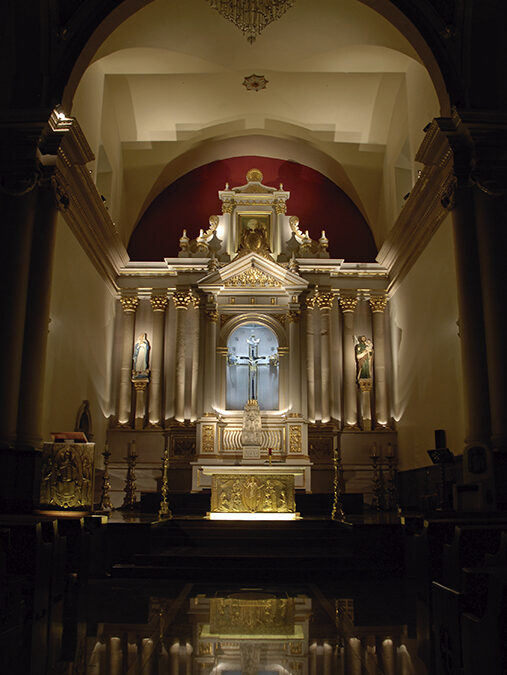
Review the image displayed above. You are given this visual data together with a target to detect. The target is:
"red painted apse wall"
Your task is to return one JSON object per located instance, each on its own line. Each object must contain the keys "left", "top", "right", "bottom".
{"left": 128, "top": 157, "right": 377, "bottom": 261}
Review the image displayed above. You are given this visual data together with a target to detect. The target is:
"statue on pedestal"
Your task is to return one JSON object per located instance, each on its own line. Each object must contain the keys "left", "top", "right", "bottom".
{"left": 241, "top": 399, "right": 262, "bottom": 446}
{"left": 132, "top": 333, "right": 150, "bottom": 379}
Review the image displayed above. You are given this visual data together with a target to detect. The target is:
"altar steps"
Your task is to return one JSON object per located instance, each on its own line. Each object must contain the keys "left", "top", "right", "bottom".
{"left": 110, "top": 518, "right": 404, "bottom": 581}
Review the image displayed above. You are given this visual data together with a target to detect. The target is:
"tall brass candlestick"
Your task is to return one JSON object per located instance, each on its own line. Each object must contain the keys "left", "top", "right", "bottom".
{"left": 122, "top": 441, "right": 138, "bottom": 510}
{"left": 99, "top": 445, "right": 113, "bottom": 512}
{"left": 158, "top": 444, "right": 172, "bottom": 519}
{"left": 385, "top": 449, "right": 399, "bottom": 512}
{"left": 331, "top": 448, "right": 345, "bottom": 521}
{"left": 370, "top": 451, "right": 383, "bottom": 511}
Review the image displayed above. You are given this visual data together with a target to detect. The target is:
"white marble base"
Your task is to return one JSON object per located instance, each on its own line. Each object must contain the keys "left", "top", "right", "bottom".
{"left": 242, "top": 445, "right": 260, "bottom": 460}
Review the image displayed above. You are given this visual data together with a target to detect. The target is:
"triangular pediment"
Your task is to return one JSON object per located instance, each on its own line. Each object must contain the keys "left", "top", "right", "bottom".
{"left": 198, "top": 252, "right": 308, "bottom": 294}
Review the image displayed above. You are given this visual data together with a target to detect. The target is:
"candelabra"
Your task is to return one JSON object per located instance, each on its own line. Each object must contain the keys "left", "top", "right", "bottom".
{"left": 331, "top": 448, "right": 346, "bottom": 521}
{"left": 370, "top": 452, "right": 384, "bottom": 511}
{"left": 122, "top": 442, "right": 138, "bottom": 510}
{"left": 98, "top": 445, "right": 113, "bottom": 512}
{"left": 385, "top": 452, "right": 400, "bottom": 512}
{"left": 158, "top": 445, "right": 172, "bottom": 519}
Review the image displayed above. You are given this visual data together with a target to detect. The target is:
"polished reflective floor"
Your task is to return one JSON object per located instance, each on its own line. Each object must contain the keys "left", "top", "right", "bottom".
{"left": 81, "top": 574, "right": 428, "bottom": 674}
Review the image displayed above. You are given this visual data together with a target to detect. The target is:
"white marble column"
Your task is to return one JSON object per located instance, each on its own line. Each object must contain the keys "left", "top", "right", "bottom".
{"left": 288, "top": 310, "right": 302, "bottom": 415}
{"left": 305, "top": 297, "right": 317, "bottom": 422}
{"left": 340, "top": 295, "right": 359, "bottom": 429}
{"left": 279, "top": 347, "right": 289, "bottom": 411}
{"left": 222, "top": 201, "right": 234, "bottom": 257}
{"left": 317, "top": 290, "right": 334, "bottom": 424}
{"left": 369, "top": 294, "right": 389, "bottom": 428}
{"left": 204, "top": 305, "right": 218, "bottom": 413}
{"left": 474, "top": 187, "right": 507, "bottom": 451}
{"left": 141, "top": 638, "right": 154, "bottom": 675}
{"left": 323, "top": 641, "right": 333, "bottom": 675}
{"left": 149, "top": 294, "right": 168, "bottom": 427}
{"left": 118, "top": 295, "right": 139, "bottom": 426}
{"left": 189, "top": 293, "right": 201, "bottom": 421}
{"left": 109, "top": 636, "right": 123, "bottom": 675}
{"left": 275, "top": 200, "right": 287, "bottom": 257}
{"left": 170, "top": 640, "right": 180, "bottom": 675}
{"left": 173, "top": 291, "right": 191, "bottom": 422}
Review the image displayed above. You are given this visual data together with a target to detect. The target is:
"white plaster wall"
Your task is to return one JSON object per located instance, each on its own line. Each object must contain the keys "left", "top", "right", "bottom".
{"left": 389, "top": 215, "right": 465, "bottom": 469}
{"left": 42, "top": 215, "right": 117, "bottom": 453}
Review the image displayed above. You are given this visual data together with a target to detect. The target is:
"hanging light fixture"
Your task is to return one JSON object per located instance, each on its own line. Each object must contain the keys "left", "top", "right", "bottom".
{"left": 206, "top": 0, "right": 294, "bottom": 44}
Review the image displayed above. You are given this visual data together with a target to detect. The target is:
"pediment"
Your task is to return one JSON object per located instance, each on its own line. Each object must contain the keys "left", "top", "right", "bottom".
{"left": 198, "top": 252, "right": 308, "bottom": 294}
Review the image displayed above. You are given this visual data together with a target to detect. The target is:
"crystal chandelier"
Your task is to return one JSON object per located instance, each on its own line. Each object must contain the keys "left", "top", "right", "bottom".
{"left": 206, "top": 0, "right": 294, "bottom": 44}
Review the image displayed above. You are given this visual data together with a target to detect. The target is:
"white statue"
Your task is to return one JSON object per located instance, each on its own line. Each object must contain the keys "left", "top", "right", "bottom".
{"left": 241, "top": 399, "right": 262, "bottom": 446}
{"left": 132, "top": 333, "right": 150, "bottom": 378}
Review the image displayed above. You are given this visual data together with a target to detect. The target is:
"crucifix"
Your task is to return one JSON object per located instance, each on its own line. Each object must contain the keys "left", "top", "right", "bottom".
{"left": 228, "top": 332, "right": 278, "bottom": 401}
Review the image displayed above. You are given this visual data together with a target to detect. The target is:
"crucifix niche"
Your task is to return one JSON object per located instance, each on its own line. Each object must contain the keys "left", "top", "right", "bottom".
{"left": 226, "top": 323, "right": 279, "bottom": 410}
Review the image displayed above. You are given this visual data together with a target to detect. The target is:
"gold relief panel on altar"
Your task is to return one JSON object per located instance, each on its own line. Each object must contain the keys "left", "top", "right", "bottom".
{"left": 211, "top": 474, "right": 295, "bottom": 513}
{"left": 236, "top": 212, "right": 272, "bottom": 258}
{"left": 289, "top": 425, "right": 303, "bottom": 454}
{"left": 210, "top": 597, "right": 295, "bottom": 636}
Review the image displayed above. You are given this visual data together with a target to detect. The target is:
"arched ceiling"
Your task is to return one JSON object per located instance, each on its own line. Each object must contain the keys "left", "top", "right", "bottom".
{"left": 72, "top": 0, "right": 440, "bottom": 248}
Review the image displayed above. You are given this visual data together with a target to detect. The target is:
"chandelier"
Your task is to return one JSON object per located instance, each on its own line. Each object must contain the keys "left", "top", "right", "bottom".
{"left": 206, "top": 0, "right": 294, "bottom": 44}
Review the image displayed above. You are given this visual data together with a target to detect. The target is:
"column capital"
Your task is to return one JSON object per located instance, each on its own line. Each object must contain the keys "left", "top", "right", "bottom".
{"left": 120, "top": 294, "right": 139, "bottom": 313}
{"left": 221, "top": 200, "right": 234, "bottom": 214}
{"left": 150, "top": 294, "right": 168, "bottom": 312}
{"left": 274, "top": 200, "right": 287, "bottom": 215}
{"left": 305, "top": 292, "right": 318, "bottom": 309}
{"left": 339, "top": 294, "right": 358, "bottom": 313}
{"left": 287, "top": 310, "right": 301, "bottom": 323}
{"left": 172, "top": 290, "right": 192, "bottom": 309}
{"left": 206, "top": 309, "right": 219, "bottom": 323}
{"left": 316, "top": 290, "right": 334, "bottom": 310}
{"left": 369, "top": 294, "right": 388, "bottom": 313}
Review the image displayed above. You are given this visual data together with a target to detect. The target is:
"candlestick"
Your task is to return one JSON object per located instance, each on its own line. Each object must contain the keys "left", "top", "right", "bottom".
{"left": 99, "top": 445, "right": 113, "bottom": 512}
{"left": 122, "top": 443, "right": 138, "bottom": 510}
{"left": 331, "top": 448, "right": 345, "bottom": 521}
{"left": 158, "top": 444, "right": 172, "bottom": 519}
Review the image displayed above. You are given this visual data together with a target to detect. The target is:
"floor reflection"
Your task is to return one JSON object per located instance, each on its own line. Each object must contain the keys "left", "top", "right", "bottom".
{"left": 84, "top": 576, "right": 427, "bottom": 674}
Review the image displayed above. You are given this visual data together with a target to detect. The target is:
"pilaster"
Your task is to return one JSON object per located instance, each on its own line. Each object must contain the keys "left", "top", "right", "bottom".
{"left": 339, "top": 294, "right": 359, "bottom": 430}
{"left": 149, "top": 294, "right": 168, "bottom": 427}
{"left": 118, "top": 294, "right": 139, "bottom": 426}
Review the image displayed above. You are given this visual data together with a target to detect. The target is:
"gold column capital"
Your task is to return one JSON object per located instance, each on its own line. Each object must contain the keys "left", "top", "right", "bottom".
{"left": 305, "top": 294, "right": 318, "bottom": 309}
{"left": 274, "top": 200, "right": 287, "bottom": 215}
{"left": 206, "top": 309, "right": 219, "bottom": 323}
{"left": 369, "top": 294, "right": 388, "bottom": 313}
{"left": 172, "top": 290, "right": 192, "bottom": 309}
{"left": 316, "top": 290, "right": 334, "bottom": 310}
{"left": 339, "top": 295, "right": 358, "bottom": 313}
{"left": 120, "top": 294, "right": 139, "bottom": 313}
{"left": 150, "top": 294, "right": 168, "bottom": 312}
{"left": 221, "top": 200, "right": 234, "bottom": 214}
{"left": 287, "top": 310, "right": 301, "bottom": 323}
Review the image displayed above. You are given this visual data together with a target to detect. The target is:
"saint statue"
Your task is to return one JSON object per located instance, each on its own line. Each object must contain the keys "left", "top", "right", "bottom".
{"left": 354, "top": 335, "right": 374, "bottom": 385}
{"left": 132, "top": 333, "right": 150, "bottom": 378}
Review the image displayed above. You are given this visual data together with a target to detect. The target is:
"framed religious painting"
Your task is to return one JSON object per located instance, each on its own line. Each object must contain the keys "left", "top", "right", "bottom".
{"left": 235, "top": 212, "right": 273, "bottom": 257}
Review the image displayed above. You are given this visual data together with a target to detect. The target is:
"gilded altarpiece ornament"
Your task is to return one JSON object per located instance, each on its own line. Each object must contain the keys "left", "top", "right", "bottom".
{"left": 150, "top": 295, "right": 168, "bottom": 312}
{"left": 120, "top": 295, "right": 139, "bottom": 313}
{"left": 339, "top": 295, "right": 358, "bottom": 313}
{"left": 172, "top": 290, "right": 193, "bottom": 309}
{"left": 369, "top": 294, "right": 387, "bottom": 313}
{"left": 225, "top": 268, "right": 281, "bottom": 288}
{"left": 211, "top": 474, "right": 295, "bottom": 513}
{"left": 202, "top": 424, "right": 215, "bottom": 453}
{"left": 316, "top": 290, "right": 334, "bottom": 310}
{"left": 289, "top": 425, "right": 302, "bottom": 454}
{"left": 40, "top": 443, "right": 95, "bottom": 511}
{"left": 210, "top": 597, "right": 295, "bottom": 636}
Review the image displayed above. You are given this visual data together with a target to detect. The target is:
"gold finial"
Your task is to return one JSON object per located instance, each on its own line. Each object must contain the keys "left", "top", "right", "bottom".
{"left": 246, "top": 168, "right": 263, "bottom": 183}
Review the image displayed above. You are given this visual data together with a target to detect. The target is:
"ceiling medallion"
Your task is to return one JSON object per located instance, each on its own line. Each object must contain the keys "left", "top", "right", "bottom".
{"left": 206, "top": 0, "right": 294, "bottom": 44}
{"left": 243, "top": 74, "right": 269, "bottom": 92}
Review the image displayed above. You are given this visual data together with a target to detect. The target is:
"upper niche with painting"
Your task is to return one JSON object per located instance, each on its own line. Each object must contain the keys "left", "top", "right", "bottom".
{"left": 127, "top": 158, "right": 377, "bottom": 263}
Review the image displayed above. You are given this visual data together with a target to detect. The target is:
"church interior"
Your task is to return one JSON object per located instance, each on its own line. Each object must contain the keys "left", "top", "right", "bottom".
{"left": 1, "top": 0, "right": 506, "bottom": 673}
